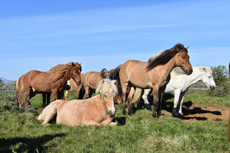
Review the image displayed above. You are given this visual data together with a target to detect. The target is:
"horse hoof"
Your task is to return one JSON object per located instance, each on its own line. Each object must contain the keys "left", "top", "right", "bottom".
{"left": 178, "top": 113, "right": 184, "bottom": 118}
{"left": 128, "top": 112, "right": 133, "bottom": 116}
{"left": 172, "top": 112, "right": 179, "bottom": 118}
{"left": 144, "top": 104, "right": 152, "bottom": 111}
{"left": 152, "top": 114, "right": 157, "bottom": 118}
{"left": 122, "top": 111, "right": 126, "bottom": 115}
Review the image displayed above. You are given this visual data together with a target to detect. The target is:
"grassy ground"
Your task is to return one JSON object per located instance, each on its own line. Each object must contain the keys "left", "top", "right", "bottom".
{"left": 1, "top": 91, "right": 230, "bottom": 153}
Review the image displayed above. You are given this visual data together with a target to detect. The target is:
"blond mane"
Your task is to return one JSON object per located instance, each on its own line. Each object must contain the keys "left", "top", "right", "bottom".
{"left": 96, "top": 79, "right": 118, "bottom": 97}
{"left": 148, "top": 50, "right": 166, "bottom": 62}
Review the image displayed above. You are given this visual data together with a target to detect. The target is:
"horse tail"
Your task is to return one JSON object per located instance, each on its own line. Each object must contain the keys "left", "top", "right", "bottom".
{"left": 101, "top": 68, "right": 109, "bottom": 79}
{"left": 78, "top": 84, "right": 85, "bottom": 99}
{"left": 109, "top": 64, "right": 122, "bottom": 95}
{"left": 33, "top": 115, "right": 42, "bottom": 124}
{"left": 131, "top": 87, "right": 143, "bottom": 103}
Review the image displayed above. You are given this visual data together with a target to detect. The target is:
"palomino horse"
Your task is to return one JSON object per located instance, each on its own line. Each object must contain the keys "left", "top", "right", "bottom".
{"left": 64, "top": 73, "right": 85, "bottom": 101}
{"left": 119, "top": 43, "right": 193, "bottom": 117}
{"left": 139, "top": 66, "right": 216, "bottom": 117}
{"left": 80, "top": 68, "right": 109, "bottom": 99}
{"left": 37, "top": 79, "right": 118, "bottom": 126}
{"left": 16, "top": 62, "right": 82, "bottom": 107}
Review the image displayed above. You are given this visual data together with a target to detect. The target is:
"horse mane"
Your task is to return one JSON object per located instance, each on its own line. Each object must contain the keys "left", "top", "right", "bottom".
{"left": 146, "top": 43, "right": 187, "bottom": 71}
{"left": 109, "top": 64, "right": 122, "bottom": 95}
{"left": 48, "top": 62, "right": 80, "bottom": 84}
{"left": 96, "top": 79, "right": 118, "bottom": 97}
{"left": 101, "top": 68, "right": 109, "bottom": 79}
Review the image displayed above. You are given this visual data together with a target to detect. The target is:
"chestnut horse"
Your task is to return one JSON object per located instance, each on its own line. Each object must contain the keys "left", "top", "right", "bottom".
{"left": 80, "top": 68, "right": 109, "bottom": 99}
{"left": 119, "top": 43, "right": 193, "bottom": 117}
{"left": 37, "top": 79, "right": 118, "bottom": 126}
{"left": 16, "top": 62, "right": 82, "bottom": 107}
{"left": 64, "top": 73, "right": 85, "bottom": 101}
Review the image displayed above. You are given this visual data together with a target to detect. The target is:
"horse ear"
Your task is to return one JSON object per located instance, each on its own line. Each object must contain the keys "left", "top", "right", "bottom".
{"left": 203, "top": 67, "right": 206, "bottom": 72}
{"left": 101, "top": 80, "right": 105, "bottom": 84}
{"left": 186, "top": 46, "right": 189, "bottom": 50}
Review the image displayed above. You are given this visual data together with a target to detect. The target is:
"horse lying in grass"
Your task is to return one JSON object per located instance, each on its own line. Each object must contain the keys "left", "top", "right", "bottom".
{"left": 138, "top": 66, "right": 216, "bottom": 117}
{"left": 37, "top": 79, "right": 118, "bottom": 126}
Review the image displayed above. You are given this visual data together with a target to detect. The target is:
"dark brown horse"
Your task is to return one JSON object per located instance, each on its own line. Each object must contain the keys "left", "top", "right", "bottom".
{"left": 16, "top": 62, "right": 82, "bottom": 107}
{"left": 80, "top": 68, "right": 109, "bottom": 99}
{"left": 119, "top": 44, "right": 193, "bottom": 117}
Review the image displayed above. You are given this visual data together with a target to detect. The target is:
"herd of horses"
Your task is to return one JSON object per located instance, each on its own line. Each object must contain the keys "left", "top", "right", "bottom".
{"left": 16, "top": 43, "right": 216, "bottom": 126}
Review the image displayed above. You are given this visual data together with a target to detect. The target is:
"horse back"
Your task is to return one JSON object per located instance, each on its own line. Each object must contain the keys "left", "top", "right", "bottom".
{"left": 84, "top": 72, "right": 102, "bottom": 89}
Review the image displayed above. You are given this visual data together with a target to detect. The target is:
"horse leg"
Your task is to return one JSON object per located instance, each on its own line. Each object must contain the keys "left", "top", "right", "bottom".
{"left": 141, "top": 88, "right": 152, "bottom": 111}
{"left": 127, "top": 87, "right": 135, "bottom": 115}
{"left": 85, "top": 86, "right": 89, "bottom": 99}
{"left": 152, "top": 87, "right": 159, "bottom": 118}
{"left": 178, "top": 91, "right": 186, "bottom": 118}
{"left": 157, "top": 91, "right": 164, "bottom": 118}
{"left": 64, "top": 90, "right": 69, "bottom": 101}
{"left": 172, "top": 89, "right": 181, "bottom": 117}
{"left": 42, "top": 108, "right": 57, "bottom": 126}
{"left": 121, "top": 82, "right": 128, "bottom": 115}
{"left": 47, "top": 93, "right": 51, "bottom": 106}
{"left": 88, "top": 88, "right": 94, "bottom": 98}
{"left": 42, "top": 93, "right": 46, "bottom": 108}
{"left": 51, "top": 90, "right": 57, "bottom": 102}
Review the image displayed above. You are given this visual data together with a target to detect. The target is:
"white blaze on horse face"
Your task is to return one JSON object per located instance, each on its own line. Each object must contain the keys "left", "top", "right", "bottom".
{"left": 104, "top": 94, "right": 116, "bottom": 116}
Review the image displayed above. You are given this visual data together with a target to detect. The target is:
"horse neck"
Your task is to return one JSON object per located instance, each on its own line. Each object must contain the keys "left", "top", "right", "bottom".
{"left": 185, "top": 68, "right": 204, "bottom": 86}
{"left": 158, "top": 57, "right": 178, "bottom": 79}
{"left": 59, "top": 70, "right": 71, "bottom": 86}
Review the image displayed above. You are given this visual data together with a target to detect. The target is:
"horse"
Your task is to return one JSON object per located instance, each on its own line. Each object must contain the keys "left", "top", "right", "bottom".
{"left": 16, "top": 62, "right": 82, "bottom": 107}
{"left": 139, "top": 66, "right": 216, "bottom": 117}
{"left": 64, "top": 73, "right": 85, "bottom": 101}
{"left": 36, "top": 79, "right": 118, "bottom": 126}
{"left": 80, "top": 68, "right": 109, "bottom": 99}
{"left": 119, "top": 43, "right": 193, "bottom": 118}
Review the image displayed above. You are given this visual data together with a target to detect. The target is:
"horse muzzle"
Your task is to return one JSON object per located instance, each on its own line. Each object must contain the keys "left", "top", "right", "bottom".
{"left": 108, "top": 110, "right": 116, "bottom": 117}
{"left": 210, "top": 86, "right": 216, "bottom": 90}
{"left": 185, "top": 69, "right": 193, "bottom": 75}
{"left": 76, "top": 81, "right": 81, "bottom": 86}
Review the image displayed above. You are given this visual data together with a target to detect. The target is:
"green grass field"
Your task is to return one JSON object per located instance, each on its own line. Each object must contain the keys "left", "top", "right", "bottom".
{"left": 1, "top": 91, "right": 230, "bottom": 153}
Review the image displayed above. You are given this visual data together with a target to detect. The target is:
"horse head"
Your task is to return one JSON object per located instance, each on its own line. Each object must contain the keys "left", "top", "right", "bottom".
{"left": 174, "top": 46, "right": 193, "bottom": 75}
{"left": 96, "top": 79, "right": 118, "bottom": 117}
{"left": 68, "top": 62, "right": 82, "bottom": 86}
{"left": 201, "top": 67, "right": 216, "bottom": 90}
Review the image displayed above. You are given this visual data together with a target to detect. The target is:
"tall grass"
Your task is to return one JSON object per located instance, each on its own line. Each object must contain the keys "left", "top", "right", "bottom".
{"left": 1, "top": 91, "right": 230, "bottom": 152}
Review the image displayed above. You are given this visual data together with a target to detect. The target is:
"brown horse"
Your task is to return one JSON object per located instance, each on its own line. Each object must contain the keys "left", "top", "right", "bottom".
{"left": 37, "top": 79, "right": 118, "bottom": 126}
{"left": 16, "top": 62, "right": 82, "bottom": 107}
{"left": 119, "top": 44, "right": 193, "bottom": 117}
{"left": 64, "top": 73, "right": 85, "bottom": 101}
{"left": 80, "top": 68, "right": 109, "bottom": 99}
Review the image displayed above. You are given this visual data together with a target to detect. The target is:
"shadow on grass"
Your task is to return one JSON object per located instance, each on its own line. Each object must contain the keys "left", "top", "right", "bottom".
{"left": 115, "top": 117, "right": 126, "bottom": 126}
{"left": 0, "top": 133, "right": 66, "bottom": 153}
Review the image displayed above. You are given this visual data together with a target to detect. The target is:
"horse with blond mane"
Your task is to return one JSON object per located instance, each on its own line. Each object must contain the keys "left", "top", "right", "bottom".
{"left": 16, "top": 62, "right": 82, "bottom": 107}
{"left": 37, "top": 79, "right": 118, "bottom": 126}
{"left": 118, "top": 44, "right": 193, "bottom": 118}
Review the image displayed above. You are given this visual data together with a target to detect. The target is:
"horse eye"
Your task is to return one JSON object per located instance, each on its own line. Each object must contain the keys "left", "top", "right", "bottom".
{"left": 181, "top": 56, "right": 185, "bottom": 59}
{"left": 104, "top": 95, "right": 107, "bottom": 98}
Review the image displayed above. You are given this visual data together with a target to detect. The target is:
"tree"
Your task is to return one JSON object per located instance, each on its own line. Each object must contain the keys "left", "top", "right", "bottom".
{"left": 212, "top": 65, "right": 228, "bottom": 86}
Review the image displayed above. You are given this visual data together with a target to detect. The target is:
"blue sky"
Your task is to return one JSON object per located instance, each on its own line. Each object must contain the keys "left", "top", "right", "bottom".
{"left": 0, "top": 0, "right": 229, "bottom": 80}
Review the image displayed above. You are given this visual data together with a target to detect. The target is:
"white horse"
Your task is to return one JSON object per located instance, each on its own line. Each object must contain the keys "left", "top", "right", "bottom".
{"left": 140, "top": 66, "right": 216, "bottom": 117}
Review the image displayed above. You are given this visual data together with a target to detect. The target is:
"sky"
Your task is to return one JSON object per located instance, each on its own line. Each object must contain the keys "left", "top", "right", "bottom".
{"left": 0, "top": 0, "right": 230, "bottom": 80}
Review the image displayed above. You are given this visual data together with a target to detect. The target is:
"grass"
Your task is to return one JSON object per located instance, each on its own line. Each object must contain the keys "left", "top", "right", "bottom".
{"left": 1, "top": 91, "right": 230, "bottom": 152}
